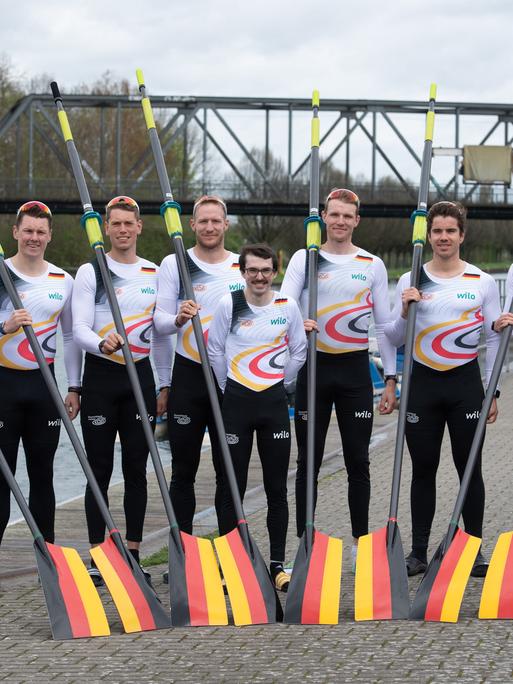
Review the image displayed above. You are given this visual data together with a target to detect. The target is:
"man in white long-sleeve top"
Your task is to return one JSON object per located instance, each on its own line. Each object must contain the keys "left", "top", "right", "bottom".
{"left": 209, "top": 243, "right": 307, "bottom": 592}
{"left": 72, "top": 195, "right": 171, "bottom": 585}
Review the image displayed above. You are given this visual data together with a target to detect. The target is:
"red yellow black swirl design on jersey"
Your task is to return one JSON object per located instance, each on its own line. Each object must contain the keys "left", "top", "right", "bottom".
{"left": 0, "top": 312, "right": 59, "bottom": 369}
{"left": 230, "top": 335, "right": 287, "bottom": 391}
{"left": 98, "top": 303, "right": 155, "bottom": 364}
{"left": 415, "top": 306, "right": 483, "bottom": 371}
{"left": 317, "top": 288, "right": 372, "bottom": 354}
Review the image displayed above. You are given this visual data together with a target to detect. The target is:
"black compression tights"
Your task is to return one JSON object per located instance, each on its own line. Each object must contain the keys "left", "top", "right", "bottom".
{"left": 218, "top": 380, "right": 291, "bottom": 563}
{"left": 0, "top": 365, "right": 60, "bottom": 544}
{"left": 405, "top": 360, "right": 485, "bottom": 557}
{"left": 167, "top": 354, "right": 224, "bottom": 534}
{"left": 80, "top": 354, "right": 156, "bottom": 545}
{"left": 294, "top": 350, "right": 373, "bottom": 539}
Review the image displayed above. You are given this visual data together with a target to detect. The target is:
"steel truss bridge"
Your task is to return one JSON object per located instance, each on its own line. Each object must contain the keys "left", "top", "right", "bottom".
{"left": 1, "top": 92, "right": 513, "bottom": 218}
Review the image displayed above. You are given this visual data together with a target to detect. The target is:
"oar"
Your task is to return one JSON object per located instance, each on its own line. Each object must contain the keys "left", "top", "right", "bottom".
{"left": 136, "top": 69, "right": 281, "bottom": 626}
{"left": 1, "top": 240, "right": 169, "bottom": 635}
{"left": 284, "top": 91, "right": 343, "bottom": 626}
{"left": 0, "top": 444, "right": 109, "bottom": 640}
{"left": 50, "top": 81, "right": 226, "bottom": 629}
{"left": 355, "top": 84, "right": 437, "bottom": 621}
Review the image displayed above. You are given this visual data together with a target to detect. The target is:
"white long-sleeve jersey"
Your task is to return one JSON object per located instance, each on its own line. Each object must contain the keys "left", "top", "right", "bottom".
{"left": 280, "top": 247, "right": 396, "bottom": 375}
{"left": 154, "top": 249, "right": 245, "bottom": 363}
{"left": 0, "top": 259, "right": 82, "bottom": 385}
{"left": 208, "top": 290, "right": 307, "bottom": 392}
{"left": 72, "top": 255, "right": 171, "bottom": 388}
{"left": 386, "top": 264, "right": 501, "bottom": 385}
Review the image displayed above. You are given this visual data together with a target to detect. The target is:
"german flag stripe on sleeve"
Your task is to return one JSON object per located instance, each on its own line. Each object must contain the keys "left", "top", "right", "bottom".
{"left": 47, "top": 543, "right": 110, "bottom": 637}
{"left": 274, "top": 298, "right": 288, "bottom": 304}
{"left": 214, "top": 529, "right": 269, "bottom": 625}
{"left": 231, "top": 263, "right": 240, "bottom": 269}
{"left": 463, "top": 273, "right": 480, "bottom": 279}
{"left": 355, "top": 254, "right": 373, "bottom": 262}
{"left": 424, "top": 528, "right": 480, "bottom": 622}
{"left": 48, "top": 272, "right": 65, "bottom": 279}
{"left": 140, "top": 267, "right": 156, "bottom": 273}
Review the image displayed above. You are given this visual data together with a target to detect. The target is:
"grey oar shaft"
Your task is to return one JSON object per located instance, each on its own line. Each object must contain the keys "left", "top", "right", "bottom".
{"left": 138, "top": 80, "right": 249, "bottom": 541}
{"left": 0, "top": 447, "right": 41, "bottom": 540}
{"left": 0, "top": 258, "right": 117, "bottom": 532}
{"left": 444, "top": 302, "right": 513, "bottom": 552}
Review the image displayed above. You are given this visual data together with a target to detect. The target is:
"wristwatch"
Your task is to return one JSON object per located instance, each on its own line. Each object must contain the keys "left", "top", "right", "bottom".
{"left": 98, "top": 339, "right": 107, "bottom": 354}
{"left": 384, "top": 375, "right": 398, "bottom": 384}
{"left": 0, "top": 321, "right": 5, "bottom": 336}
{"left": 494, "top": 389, "right": 501, "bottom": 398}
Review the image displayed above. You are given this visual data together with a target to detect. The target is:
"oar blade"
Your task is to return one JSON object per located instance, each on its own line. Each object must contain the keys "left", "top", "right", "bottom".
{"left": 410, "top": 528, "right": 480, "bottom": 622}
{"left": 35, "top": 539, "right": 110, "bottom": 640}
{"left": 214, "top": 527, "right": 280, "bottom": 626}
{"left": 355, "top": 522, "right": 409, "bottom": 621}
{"left": 479, "top": 531, "right": 513, "bottom": 619}
{"left": 284, "top": 529, "right": 343, "bottom": 625}
{"left": 168, "top": 531, "right": 228, "bottom": 627}
{"left": 91, "top": 533, "right": 171, "bottom": 633}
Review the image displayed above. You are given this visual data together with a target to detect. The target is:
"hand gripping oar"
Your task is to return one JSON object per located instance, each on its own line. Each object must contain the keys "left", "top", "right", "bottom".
{"left": 284, "top": 91, "right": 343, "bottom": 625}
{"left": 0, "top": 446, "right": 109, "bottom": 640}
{"left": 355, "top": 84, "right": 437, "bottom": 621}
{"left": 50, "top": 83, "right": 226, "bottom": 628}
{"left": 410, "top": 336, "right": 510, "bottom": 623}
{"left": 0, "top": 239, "right": 169, "bottom": 635}
{"left": 136, "top": 69, "right": 281, "bottom": 626}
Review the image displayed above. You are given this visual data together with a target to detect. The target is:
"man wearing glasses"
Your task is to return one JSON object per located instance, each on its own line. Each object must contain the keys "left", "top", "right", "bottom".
{"left": 154, "top": 195, "right": 244, "bottom": 562}
{"left": 72, "top": 196, "right": 171, "bottom": 585}
{"left": 208, "top": 244, "right": 306, "bottom": 591}
{"left": 0, "top": 201, "right": 81, "bottom": 551}
{"left": 280, "top": 188, "right": 397, "bottom": 571}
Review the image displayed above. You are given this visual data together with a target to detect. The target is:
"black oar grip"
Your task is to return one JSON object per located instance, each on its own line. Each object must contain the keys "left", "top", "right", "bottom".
{"left": 50, "top": 81, "right": 62, "bottom": 102}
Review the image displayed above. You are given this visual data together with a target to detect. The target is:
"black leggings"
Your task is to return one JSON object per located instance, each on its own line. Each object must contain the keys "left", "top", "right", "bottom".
{"left": 294, "top": 350, "right": 373, "bottom": 539}
{"left": 219, "top": 380, "right": 291, "bottom": 562}
{"left": 81, "top": 354, "right": 156, "bottom": 545}
{"left": 405, "top": 359, "right": 485, "bottom": 555}
{"left": 167, "top": 354, "right": 224, "bottom": 534}
{"left": 0, "top": 365, "right": 60, "bottom": 544}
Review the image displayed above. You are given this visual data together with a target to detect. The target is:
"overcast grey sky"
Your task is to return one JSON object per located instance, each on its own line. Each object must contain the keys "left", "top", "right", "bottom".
{"left": 3, "top": 0, "right": 513, "bottom": 102}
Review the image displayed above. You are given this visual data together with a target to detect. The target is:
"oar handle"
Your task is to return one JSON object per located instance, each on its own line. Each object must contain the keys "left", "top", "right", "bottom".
{"left": 388, "top": 84, "right": 437, "bottom": 522}
{"left": 443, "top": 302, "right": 513, "bottom": 552}
{"left": 136, "top": 70, "right": 249, "bottom": 541}
{"left": 304, "top": 90, "right": 322, "bottom": 550}
{"left": 0, "top": 255, "right": 118, "bottom": 533}
{"left": 51, "top": 83, "right": 182, "bottom": 543}
{"left": 0, "top": 447, "right": 42, "bottom": 541}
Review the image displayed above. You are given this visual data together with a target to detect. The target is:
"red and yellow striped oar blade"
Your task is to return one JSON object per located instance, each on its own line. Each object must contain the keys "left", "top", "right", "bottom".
{"left": 355, "top": 522, "right": 409, "bottom": 621}
{"left": 169, "top": 531, "right": 227, "bottom": 626}
{"left": 91, "top": 533, "right": 171, "bottom": 633}
{"left": 34, "top": 539, "right": 110, "bottom": 640}
{"left": 479, "top": 531, "right": 513, "bottom": 619}
{"left": 410, "top": 527, "right": 480, "bottom": 622}
{"left": 214, "top": 528, "right": 279, "bottom": 626}
{"left": 284, "top": 530, "right": 343, "bottom": 625}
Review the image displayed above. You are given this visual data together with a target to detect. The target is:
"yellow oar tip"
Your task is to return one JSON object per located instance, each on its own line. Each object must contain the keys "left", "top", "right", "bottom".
{"left": 0, "top": 243, "right": 4, "bottom": 258}
{"left": 136, "top": 69, "right": 145, "bottom": 87}
{"left": 430, "top": 83, "right": 437, "bottom": 100}
{"left": 312, "top": 89, "right": 320, "bottom": 107}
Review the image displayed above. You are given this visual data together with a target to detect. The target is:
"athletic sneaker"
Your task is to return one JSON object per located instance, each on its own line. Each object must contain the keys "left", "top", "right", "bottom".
{"left": 273, "top": 571, "right": 290, "bottom": 593}
{"left": 140, "top": 566, "right": 152, "bottom": 586}
{"left": 88, "top": 566, "right": 104, "bottom": 588}
{"left": 470, "top": 551, "right": 489, "bottom": 578}
{"left": 405, "top": 553, "right": 427, "bottom": 577}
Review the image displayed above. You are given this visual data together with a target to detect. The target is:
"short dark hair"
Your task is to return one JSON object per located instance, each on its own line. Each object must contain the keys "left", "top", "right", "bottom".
{"left": 427, "top": 201, "right": 467, "bottom": 234}
{"left": 15, "top": 203, "right": 52, "bottom": 229}
{"left": 239, "top": 243, "right": 278, "bottom": 271}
